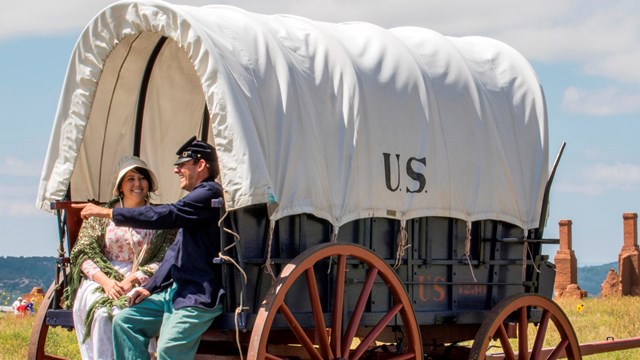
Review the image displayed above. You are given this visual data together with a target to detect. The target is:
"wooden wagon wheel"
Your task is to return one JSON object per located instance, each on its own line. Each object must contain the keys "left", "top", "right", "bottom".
{"left": 469, "top": 294, "right": 581, "bottom": 360}
{"left": 28, "top": 280, "right": 67, "bottom": 360}
{"left": 247, "top": 242, "right": 422, "bottom": 360}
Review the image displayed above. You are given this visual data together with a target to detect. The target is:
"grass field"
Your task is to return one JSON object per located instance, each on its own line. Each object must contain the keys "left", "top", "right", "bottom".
{"left": 2, "top": 296, "right": 639, "bottom": 359}
{"left": 0, "top": 312, "right": 79, "bottom": 360}
{"left": 554, "top": 297, "right": 640, "bottom": 359}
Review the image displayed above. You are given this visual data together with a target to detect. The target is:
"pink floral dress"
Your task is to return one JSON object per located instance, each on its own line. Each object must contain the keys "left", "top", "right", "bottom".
{"left": 81, "top": 221, "right": 160, "bottom": 285}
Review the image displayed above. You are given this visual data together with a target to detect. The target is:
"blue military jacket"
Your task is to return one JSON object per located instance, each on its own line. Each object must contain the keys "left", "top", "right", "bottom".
{"left": 112, "top": 177, "right": 223, "bottom": 310}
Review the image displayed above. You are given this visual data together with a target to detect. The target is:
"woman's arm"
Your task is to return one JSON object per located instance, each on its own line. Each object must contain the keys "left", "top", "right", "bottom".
{"left": 63, "top": 200, "right": 124, "bottom": 307}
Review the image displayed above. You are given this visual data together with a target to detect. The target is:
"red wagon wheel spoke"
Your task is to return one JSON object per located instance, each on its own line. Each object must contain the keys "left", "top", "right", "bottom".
{"left": 497, "top": 323, "right": 516, "bottom": 360}
{"left": 518, "top": 306, "right": 528, "bottom": 359}
{"left": 332, "top": 254, "right": 347, "bottom": 357}
{"left": 305, "top": 267, "right": 331, "bottom": 358}
{"left": 279, "top": 303, "right": 323, "bottom": 360}
{"left": 247, "top": 242, "right": 422, "bottom": 360}
{"left": 547, "top": 339, "right": 569, "bottom": 360}
{"left": 342, "top": 267, "right": 378, "bottom": 357}
{"left": 531, "top": 310, "right": 551, "bottom": 359}
{"left": 469, "top": 294, "right": 581, "bottom": 360}
{"left": 352, "top": 302, "right": 403, "bottom": 359}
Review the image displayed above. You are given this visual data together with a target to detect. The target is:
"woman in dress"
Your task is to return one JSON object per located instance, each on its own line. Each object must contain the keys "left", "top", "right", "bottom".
{"left": 63, "top": 156, "right": 176, "bottom": 360}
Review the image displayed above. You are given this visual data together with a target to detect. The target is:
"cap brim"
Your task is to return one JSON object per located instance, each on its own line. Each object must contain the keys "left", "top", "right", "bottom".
{"left": 173, "top": 157, "right": 193, "bottom": 165}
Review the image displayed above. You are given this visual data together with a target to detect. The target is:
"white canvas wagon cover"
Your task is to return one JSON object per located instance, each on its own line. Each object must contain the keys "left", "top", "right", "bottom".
{"left": 37, "top": 0, "right": 549, "bottom": 231}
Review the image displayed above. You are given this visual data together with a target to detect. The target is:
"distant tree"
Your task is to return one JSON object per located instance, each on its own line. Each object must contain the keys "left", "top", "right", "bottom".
{"left": 0, "top": 256, "right": 56, "bottom": 300}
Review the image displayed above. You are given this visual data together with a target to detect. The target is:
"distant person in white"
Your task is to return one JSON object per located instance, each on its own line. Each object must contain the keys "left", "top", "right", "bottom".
{"left": 11, "top": 297, "right": 22, "bottom": 315}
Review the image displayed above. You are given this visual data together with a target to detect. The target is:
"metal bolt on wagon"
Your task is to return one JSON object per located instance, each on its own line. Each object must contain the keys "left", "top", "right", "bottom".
{"left": 30, "top": 1, "right": 631, "bottom": 359}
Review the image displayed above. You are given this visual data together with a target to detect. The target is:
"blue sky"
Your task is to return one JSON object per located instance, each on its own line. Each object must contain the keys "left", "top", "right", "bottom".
{"left": 0, "top": 0, "right": 639, "bottom": 266}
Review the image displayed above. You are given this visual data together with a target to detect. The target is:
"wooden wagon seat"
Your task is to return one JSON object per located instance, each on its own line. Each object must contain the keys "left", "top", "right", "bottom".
{"left": 44, "top": 201, "right": 91, "bottom": 329}
{"left": 52, "top": 201, "right": 86, "bottom": 253}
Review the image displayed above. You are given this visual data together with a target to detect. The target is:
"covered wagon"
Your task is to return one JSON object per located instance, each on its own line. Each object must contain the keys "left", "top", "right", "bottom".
{"left": 31, "top": 0, "right": 578, "bottom": 359}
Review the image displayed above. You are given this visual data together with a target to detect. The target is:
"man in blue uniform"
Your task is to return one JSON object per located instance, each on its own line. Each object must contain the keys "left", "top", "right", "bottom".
{"left": 76, "top": 136, "right": 224, "bottom": 360}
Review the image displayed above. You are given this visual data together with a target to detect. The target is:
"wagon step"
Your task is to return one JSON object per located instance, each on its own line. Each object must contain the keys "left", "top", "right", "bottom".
{"left": 45, "top": 309, "right": 74, "bottom": 329}
{"left": 484, "top": 336, "right": 640, "bottom": 358}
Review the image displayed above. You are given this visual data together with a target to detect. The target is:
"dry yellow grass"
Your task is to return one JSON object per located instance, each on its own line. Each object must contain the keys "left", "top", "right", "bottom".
{"left": 3, "top": 296, "right": 639, "bottom": 359}
{"left": 555, "top": 297, "right": 640, "bottom": 359}
{"left": 0, "top": 313, "right": 79, "bottom": 360}
{"left": 481, "top": 296, "right": 640, "bottom": 359}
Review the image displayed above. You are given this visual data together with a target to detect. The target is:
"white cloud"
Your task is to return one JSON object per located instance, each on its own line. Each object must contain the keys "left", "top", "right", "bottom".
{"left": 0, "top": 1, "right": 111, "bottom": 40}
{"left": 589, "top": 163, "right": 640, "bottom": 189}
{"left": 491, "top": 3, "right": 639, "bottom": 87}
{"left": 584, "top": 148, "right": 604, "bottom": 159}
{"left": 6, "top": 201, "right": 42, "bottom": 216}
{"left": 2, "top": 0, "right": 638, "bottom": 86}
{"left": 0, "top": 156, "right": 43, "bottom": 217}
{"left": 555, "top": 182, "right": 601, "bottom": 196}
{"left": 562, "top": 87, "right": 640, "bottom": 116}
{"left": 0, "top": 182, "right": 42, "bottom": 217}
{"left": 557, "top": 162, "right": 640, "bottom": 195}
{"left": 584, "top": 49, "right": 640, "bottom": 84}
{"left": 0, "top": 183, "right": 37, "bottom": 198}
{"left": 0, "top": 156, "right": 43, "bottom": 177}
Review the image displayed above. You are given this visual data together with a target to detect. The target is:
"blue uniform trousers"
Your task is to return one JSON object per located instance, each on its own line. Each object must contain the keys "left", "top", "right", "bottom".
{"left": 112, "top": 284, "right": 222, "bottom": 360}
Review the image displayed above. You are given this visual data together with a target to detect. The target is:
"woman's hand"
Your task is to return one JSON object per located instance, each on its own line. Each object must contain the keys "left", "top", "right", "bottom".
{"left": 117, "top": 275, "right": 140, "bottom": 294}
{"left": 102, "top": 279, "right": 126, "bottom": 300}
{"left": 93, "top": 272, "right": 125, "bottom": 300}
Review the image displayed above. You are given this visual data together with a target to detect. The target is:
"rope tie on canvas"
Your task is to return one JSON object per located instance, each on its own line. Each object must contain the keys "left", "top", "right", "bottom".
{"left": 528, "top": 242, "right": 540, "bottom": 273}
{"left": 218, "top": 253, "right": 247, "bottom": 360}
{"left": 218, "top": 211, "right": 249, "bottom": 360}
{"left": 265, "top": 219, "right": 277, "bottom": 282}
{"left": 465, "top": 221, "right": 477, "bottom": 283}
{"left": 327, "top": 225, "right": 339, "bottom": 273}
{"left": 393, "top": 220, "right": 409, "bottom": 269}
{"left": 521, "top": 231, "right": 529, "bottom": 283}
{"left": 521, "top": 230, "right": 540, "bottom": 283}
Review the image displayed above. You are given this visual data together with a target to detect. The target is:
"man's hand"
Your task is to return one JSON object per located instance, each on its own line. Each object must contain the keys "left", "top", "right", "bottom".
{"left": 72, "top": 203, "right": 113, "bottom": 220}
{"left": 128, "top": 288, "right": 151, "bottom": 306}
